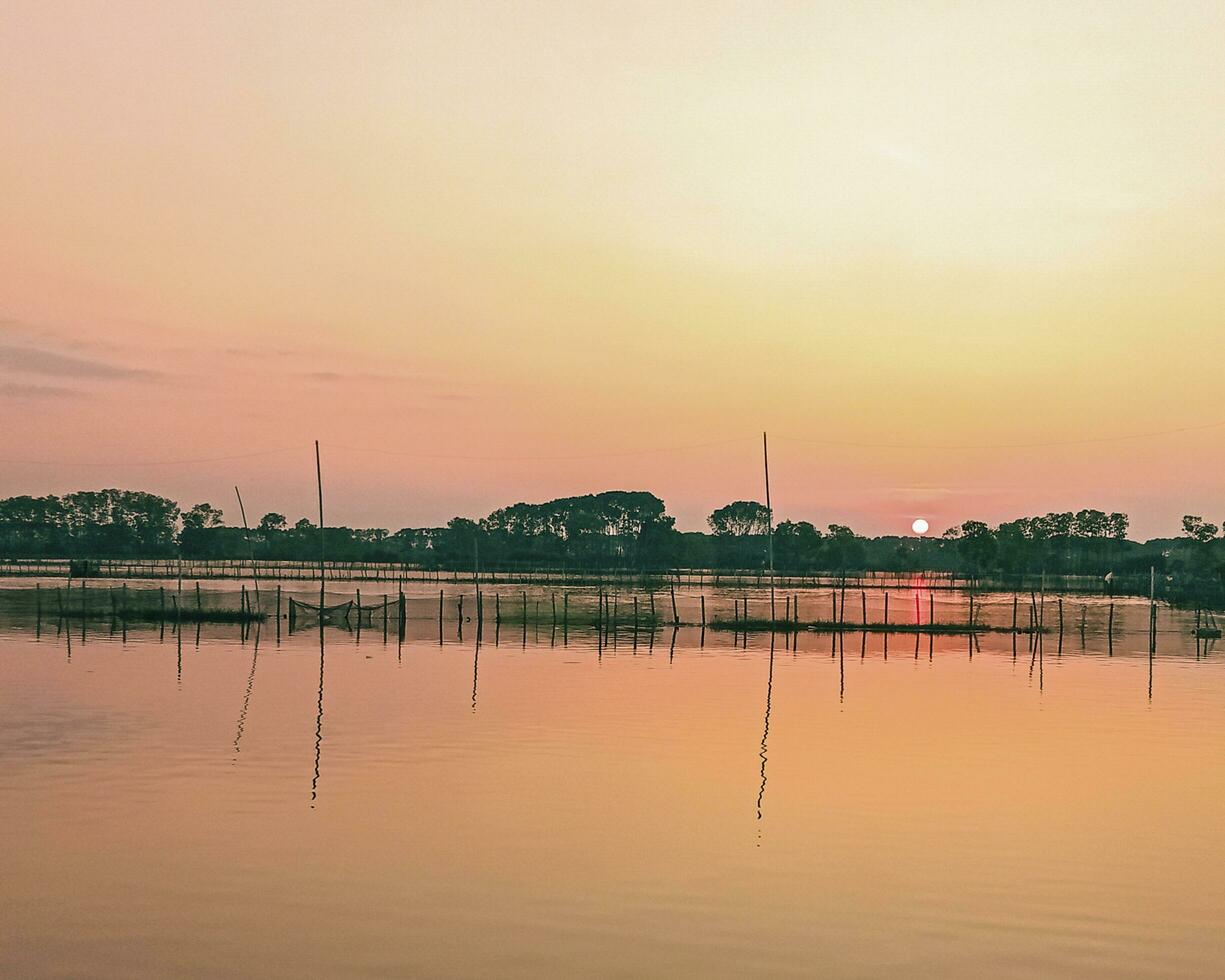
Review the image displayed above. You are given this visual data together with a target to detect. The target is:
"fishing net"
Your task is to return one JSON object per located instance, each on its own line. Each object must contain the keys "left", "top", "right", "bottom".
{"left": 352, "top": 600, "right": 390, "bottom": 628}
{"left": 288, "top": 595, "right": 406, "bottom": 632}
{"left": 288, "top": 598, "right": 355, "bottom": 630}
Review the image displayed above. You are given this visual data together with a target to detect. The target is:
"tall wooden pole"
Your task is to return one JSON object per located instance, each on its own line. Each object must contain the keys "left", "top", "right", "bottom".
{"left": 763, "top": 431, "right": 775, "bottom": 623}
{"left": 315, "top": 440, "right": 325, "bottom": 610}
{"left": 474, "top": 538, "right": 481, "bottom": 639}
{"left": 234, "top": 485, "right": 260, "bottom": 607}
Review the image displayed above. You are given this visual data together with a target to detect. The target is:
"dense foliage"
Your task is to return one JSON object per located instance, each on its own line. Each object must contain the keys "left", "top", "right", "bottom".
{"left": 1, "top": 491, "right": 1223, "bottom": 586}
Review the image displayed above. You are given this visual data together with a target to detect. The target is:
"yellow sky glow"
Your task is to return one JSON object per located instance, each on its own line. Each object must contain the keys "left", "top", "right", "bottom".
{"left": 1, "top": 1, "right": 1223, "bottom": 535}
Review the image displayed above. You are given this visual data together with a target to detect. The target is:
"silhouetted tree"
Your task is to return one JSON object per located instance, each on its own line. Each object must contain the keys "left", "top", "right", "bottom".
{"left": 258, "top": 512, "right": 288, "bottom": 534}
{"left": 1182, "top": 515, "right": 1219, "bottom": 543}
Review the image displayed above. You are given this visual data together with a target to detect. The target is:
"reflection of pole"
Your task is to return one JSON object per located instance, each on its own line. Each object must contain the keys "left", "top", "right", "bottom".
{"left": 471, "top": 634, "right": 481, "bottom": 713}
{"left": 1148, "top": 641, "right": 1153, "bottom": 701}
{"left": 756, "top": 635, "right": 776, "bottom": 835}
{"left": 311, "top": 623, "right": 325, "bottom": 805}
{"left": 763, "top": 432, "right": 775, "bottom": 623}
{"left": 233, "top": 624, "right": 260, "bottom": 756}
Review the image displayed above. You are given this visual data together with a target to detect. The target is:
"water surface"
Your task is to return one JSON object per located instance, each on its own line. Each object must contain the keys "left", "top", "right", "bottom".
{"left": 1, "top": 589, "right": 1222, "bottom": 978}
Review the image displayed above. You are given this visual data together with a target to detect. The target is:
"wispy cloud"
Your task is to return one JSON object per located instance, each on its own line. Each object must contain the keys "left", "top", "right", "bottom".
{"left": 0, "top": 381, "right": 86, "bottom": 400}
{"left": 298, "top": 370, "right": 477, "bottom": 401}
{"left": 301, "top": 370, "right": 407, "bottom": 383}
{"left": 0, "top": 344, "right": 159, "bottom": 380}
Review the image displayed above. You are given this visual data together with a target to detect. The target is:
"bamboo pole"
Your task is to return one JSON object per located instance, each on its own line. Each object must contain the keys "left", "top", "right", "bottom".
{"left": 473, "top": 539, "right": 481, "bottom": 636}
{"left": 235, "top": 485, "right": 260, "bottom": 608}
{"left": 763, "top": 431, "right": 775, "bottom": 622}
{"left": 315, "top": 440, "right": 325, "bottom": 610}
{"left": 1039, "top": 577, "right": 1045, "bottom": 633}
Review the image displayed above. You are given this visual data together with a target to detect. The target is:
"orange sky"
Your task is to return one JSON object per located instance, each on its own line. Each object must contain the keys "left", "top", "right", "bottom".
{"left": 2, "top": 1, "right": 1224, "bottom": 536}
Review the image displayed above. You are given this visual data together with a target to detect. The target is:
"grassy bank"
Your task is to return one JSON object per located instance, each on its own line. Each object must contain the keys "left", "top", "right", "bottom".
{"left": 57, "top": 606, "right": 266, "bottom": 624}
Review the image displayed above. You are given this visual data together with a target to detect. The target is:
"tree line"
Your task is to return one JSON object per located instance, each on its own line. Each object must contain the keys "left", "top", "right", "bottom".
{"left": 0, "top": 489, "right": 1222, "bottom": 582}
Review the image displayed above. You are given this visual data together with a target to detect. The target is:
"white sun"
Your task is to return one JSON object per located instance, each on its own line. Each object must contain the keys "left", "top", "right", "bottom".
{"left": 912, "top": 518, "right": 930, "bottom": 535}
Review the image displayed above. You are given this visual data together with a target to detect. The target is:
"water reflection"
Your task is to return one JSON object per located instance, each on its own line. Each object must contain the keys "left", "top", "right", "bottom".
{"left": 839, "top": 634, "right": 845, "bottom": 703}
{"left": 233, "top": 625, "right": 260, "bottom": 756}
{"left": 471, "top": 633, "right": 481, "bottom": 713}
{"left": 3, "top": 604, "right": 1224, "bottom": 980}
{"left": 756, "top": 635, "right": 775, "bottom": 840}
{"left": 311, "top": 623, "right": 325, "bottom": 806}
{"left": 3, "top": 589, "right": 1211, "bottom": 817}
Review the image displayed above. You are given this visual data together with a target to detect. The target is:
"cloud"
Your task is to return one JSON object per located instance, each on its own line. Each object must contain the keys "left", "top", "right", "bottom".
{"left": 297, "top": 370, "right": 477, "bottom": 401}
{"left": 301, "top": 370, "right": 406, "bottom": 383}
{"left": 0, "top": 381, "right": 85, "bottom": 399}
{"left": 0, "top": 344, "right": 159, "bottom": 380}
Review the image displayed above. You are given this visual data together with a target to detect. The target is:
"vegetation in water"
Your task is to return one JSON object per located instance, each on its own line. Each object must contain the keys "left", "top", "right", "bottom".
{"left": 707, "top": 617, "right": 1041, "bottom": 635}
{"left": 55, "top": 604, "right": 266, "bottom": 624}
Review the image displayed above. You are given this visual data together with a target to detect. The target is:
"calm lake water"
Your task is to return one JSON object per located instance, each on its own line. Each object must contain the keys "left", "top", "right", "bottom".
{"left": 2, "top": 585, "right": 1223, "bottom": 978}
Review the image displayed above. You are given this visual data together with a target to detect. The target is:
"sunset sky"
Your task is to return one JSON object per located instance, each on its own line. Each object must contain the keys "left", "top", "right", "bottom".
{"left": 2, "top": 1, "right": 1224, "bottom": 538}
